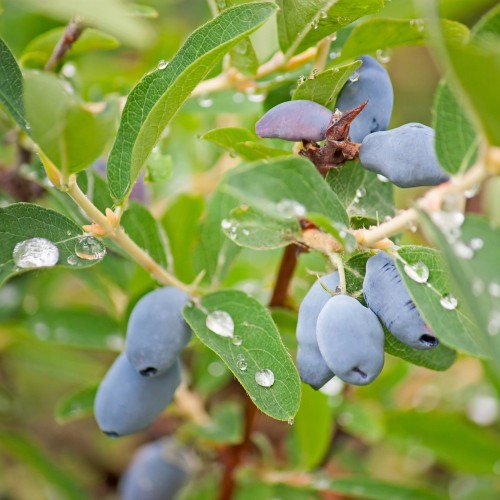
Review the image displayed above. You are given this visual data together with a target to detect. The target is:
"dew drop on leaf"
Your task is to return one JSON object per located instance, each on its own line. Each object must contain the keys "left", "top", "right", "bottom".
{"left": 287, "top": 417, "right": 294, "bottom": 425}
{"left": 232, "top": 335, "right": 242, "bottom": 346}
{"left": 469, "top": 238, "right": 484, "bottom": 250}
{"left": 356, "top": 187, "right": 366, "bottom": 198}
{"left": 13, "top": 238, "right": 59, "bottom": 269}
{"left": 404, "top": 261, "right": 429, "bottom": 283}
{"left": 206, "top": 310, "right": 234, "bottom": 338}
{"left": 453, "top": 241, "right": 474, "bottom": 260}
{"left": 74, "top": 236, "right": 106, "bottom": 261}
{"left": 255, "top": 369, "right": 274, "bottom": 387}
{"left": 236, "top": 354, "right": 247, "bottom": 371}
{"left": 198, "top": 96, "right": 213, "bottom": 108}
{"left": 375, "top": 49, "right": 392, "bottom": 63}
{"left": 488, "top": 282, "right": 500, "bottom": 298}
{"left": 157, "top": 59, "right": 169, "bottom": 70}
{"left": 349, "top": 71, "right": 360, "bottom": 83}
{"left": 488, "top": 311, "right": 500, "bottom": 336}
{"left": 377, "top": 174, "right": 389, "bottom": 183}
{"left": 440, "top": 294, "right": 458, "bottom": 310}
{"left": 67, "top": 255, "right": 78, "bottom": 266}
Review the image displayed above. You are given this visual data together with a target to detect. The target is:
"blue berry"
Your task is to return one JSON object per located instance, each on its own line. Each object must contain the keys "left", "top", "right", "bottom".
{"left": 119, "top": 438, "right": 190, "bottom": 500}
{"left": 255, "top": 100, "right": 332, "bottom": 142}
{"left": 126, "top": 287, "right": 191, "bottom": 377}
{"left": 316, "top": 295, "right": 384, "bottom": 385}
{"left": 94, "top": 353, "right": 181, "bottom": 437}
{"left": 363, "top": 252, "right": 439, "bottom": 349}
{"left": 336, "top": 55, "right": 394, "bottom": 143}
{"left": 296, "top": 272, "right": 338, "bottom": 389}
{"left": 359, "top": 123, "right": 449, "bottom": 187}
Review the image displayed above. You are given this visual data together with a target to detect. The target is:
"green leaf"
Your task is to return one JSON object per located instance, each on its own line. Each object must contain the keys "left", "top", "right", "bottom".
{"left": 121, "top": 201, "right": 168, "bottom": 269}
{"left": 16, "top": 0, "right": 153, "bottom": 48}
{"left": 336, "top": 400, "right": 384, "bottom": 443}
{"left": 0, "top": 203, "right": 104, "bottom": 287}
{"left": 145, "top": 149, "right": 173, "bottom": 183}
{"left": 419, "top": 214, "right": 500, "bottom": 370}
{"left": 77, "top": 171, "right": 114, "bottom": 214}
{"left": 0, "top": 36, "right": 28, "bottom": 130}
{"left": 24, "top": 71, "right": 118, "bottom": 176}
{"left": 292, "top": 60, "right": 362, "bottom": 107}
{"left": 384, "top": 329, "right": 457, "bottom": 371}
{"left": 432, "top": 80, "right": 480, "bottom": 175}
{"left": 183, "top": 290, "right": 301, "bottom": 421}
{"left": 0, "top": 431, "right": 86, "bottom": 499}
{"left": 386, "top": 411, "right": 500, "bottom": 474}
{"left": 329, "top": 476, "right": 442, "bottom": 500}
{"left": 107, "top": 2, "right": 277, "bottom": 202}
{"left": 337, "top": 18, "right": 469, "bottom": 62}
{"left": 21, "top": 27, "right": 119, "bottom": 67}
{"left": 192, "top": 402, "right": 243, "bottom": 444}
{"left": 471, "top": 3, "right": 500, "bottom": 42}
{"left": 162, "top": 194, "right": 205, "bottom": 283}
{"left": 223, "top": 156, "right": 349, "bottom": 226}
{"left": 221, "top": 204, "right": 301, "bottom": 250}
{"left": 395, "top": 245, "right": 488, "bottom": 357}
{"left": 202, "top": 127, "right": 289, "bottom": 160}
{"left": 56, "top": 385, "right": 97, "bottom": 423}
{"left": 326, "top": 160, "right": 394, "bottom": 222}
{"left": 277, "top": 0, "right": 384, "bottom": 57}
{"left": 25, "top": 308, "right": 124, "bottom": 350}
{"left": 290, "top": 384, "right": 334, "bottom": 469}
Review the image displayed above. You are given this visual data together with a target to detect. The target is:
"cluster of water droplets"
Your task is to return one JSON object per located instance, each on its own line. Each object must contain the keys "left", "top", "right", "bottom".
{"left": 205, "top": 309, "right": 275, "bottom": 388}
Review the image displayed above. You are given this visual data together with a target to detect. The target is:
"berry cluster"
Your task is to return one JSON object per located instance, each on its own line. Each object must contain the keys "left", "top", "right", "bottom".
{"left": 297, "top": 253, "right": 439, "bottom": 388}
{"left": 256, "top": 55, "right": 449, "bottom": 188}
{"left": 94, "top": 287, "right": 191, "bottom": 437}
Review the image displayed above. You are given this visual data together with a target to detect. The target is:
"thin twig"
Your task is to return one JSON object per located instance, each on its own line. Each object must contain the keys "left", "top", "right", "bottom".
{"left": 44, "top": 17, "right": 85, "bottom": 71}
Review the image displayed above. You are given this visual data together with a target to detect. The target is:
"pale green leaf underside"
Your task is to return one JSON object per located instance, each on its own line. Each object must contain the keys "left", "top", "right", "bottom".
{"left": 107, "top": 2, "right": 277, "bottom": 202}
{"left": 183, "top": 290, "right": 301, "bottom": 421}
{"left": 432, "top": 80, "right": 479, "bottom": 175}
{"left": 0, "top": 203, "right": 101, "bottom": 287}
{"left": 56, "top": 386, "right": 97, "bottom": 423}
{"left": 396, "top": 246, "right": 488, "bottom": 357}
{"left": 0, "top": 37, "right": 28, "bottom": 130}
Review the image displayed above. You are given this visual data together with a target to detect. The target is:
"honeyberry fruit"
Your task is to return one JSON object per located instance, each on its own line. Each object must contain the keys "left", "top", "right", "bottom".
{"left": 94, "top": 353, "right": 181, "bottom": 437}
{"left": 126, "top": 287, "right": 191, "bottom": 377}
{"left": 255, "top": 99, "right": 332, "bottom": 142}
{"left": 317, "top": 295, "right": 384, "bottom": 385}
{"left": 359, "top": 123, "right": 449, "bottom": 187}
{"left": 296, "top": 272, "right": 338, "bottom": 389}
{"left": 363, "top": 252, "right": 439, "bottom": 349}
{"left": 336, "top": 55, "right": 394, "bottom": 143}
{"left": 120, "top": 438, "right": 190, "bottom": 500}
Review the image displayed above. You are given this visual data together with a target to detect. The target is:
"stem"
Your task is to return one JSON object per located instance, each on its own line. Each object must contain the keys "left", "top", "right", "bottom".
{"left": 310, "top": 37, "right": 331, "bottom": 76}
{"left": 67, "top": 178, "right": 191, "bottom": 294}
{"left": 329, "top": 252, "right": 346, "bottom": 294}
{"left": 269, "top": 244, "right": 300, "bottom": 308}
{"left": 44, "top": 17, "right": 85, "bottom": 71}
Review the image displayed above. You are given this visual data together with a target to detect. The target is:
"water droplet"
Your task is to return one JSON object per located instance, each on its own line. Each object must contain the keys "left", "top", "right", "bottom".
{"left": 198, "top": 95, "right": 213, "bottom": 108}
{"left": 247, "top": 92, "right": 265, "bottom": 103}
{"left": 410, "top": 19, "right": 425, "bottom": 32}
{"left": 319, "top": 10, "right": 327, "bottom": 19}
{"left": 255, "top": 368, "right": 274, "bottom": 387}
{"left": 407, "top": 220, "right": 418, "bottom": 233}
{"left": 453, "top": 241, "right": 474, "bottom": 260}
{"left": 328, "top": 33, "right": 337, "bottom": 42}
{"left": 488, "top": 282, "right": 500, "bottom": 298}
{"left": 464, "top": 184, "right": 480, "bottom": 199}
{"left": 297, "top": 75, "right": 306, "bottom": 85}
{"left": 241, "top": 229, "right": 250, "bottom": 237}
{"left": 404, "top": 261, "right": 429, "bottom": 283}
{"left": 221, "top": 219, "right": 233, "bottom": 230}
{"left": 66, "top": 255, "right": 78, "bottom": 266}
{"left": 275, "top": 199, "right": 306, "bottom": 218}
{"left": 287, "top": 417, "right": 294, "bottom": 425}
{"left": 472, "top": 278, "right": 484, "bottom": 296}
{"left": 206, "top": 310, "right": 234, "bottom": 338}
{"left": 469, "top": 238, "right": 484, "bottom": 250}
{"left": 375, "top": 48, "right": 392, "bottom": 63}
{"left": 66, "top": 230, "right": 72, "bottom": 236}
{"left": 431, "top": 211, "right": 464, "bottom": 240}
{"left": 349, "top": 71, "right": 360, "bottom": 83}
{"left": 236, "top": 354, "right": 247, "bottom": 371}
{"left": 440, "top": 294, "right": 458, "bottom": 310}
{"left": 377, "top": 174, "right": 389, "bottom": 183}
{"left": 157, "top": 59, "right": 169, "bottom": 70}
{"left": 311, "top": 18, "right": 319, "bottom": 29}
{"left": 74, "top": 236, "right": 106, "bottom": 261}
{"left": 356, "top": 187, "right": 366, "bottom": 198}
{"left": 232, "top": 335, "right": 242, "bottom": 346}
{"left": 329, "top": 51, "right": 340, "bottom": 60}
{"left": 13, "top": 238, "right": 59, "bottom": 269}
{"left": 488, "top": 311, "right": 500, "bottom": 336}
{"left": 62, "top": 62, "right": 76, "bottom": 77}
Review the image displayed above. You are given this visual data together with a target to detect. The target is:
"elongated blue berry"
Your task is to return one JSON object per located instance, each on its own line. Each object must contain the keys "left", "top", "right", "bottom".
{"left": 363, "top": 252, "right": 438, "bottom": 349}
{"left": 120, "top": 438, "right": 191, "bottom": 500}
{"left": 126, "top": 287, "right": 191, "bottom": 377}
{"left": 359, "top": 123, "right": 449, "bottom": 187}
{"left": 296, "top": 273, "right": 338, "bottom": 389}
{"left": 255, "top": 100, "right": 332, "bottom": 142}
{"left": 317, "top": 295, "right": 384, "bottom": 385}
{"left": 94, "top": 353, "right": 181, "bottom": 437}
{"left": 336, "top": 55, "right": 394, "bottom": 143}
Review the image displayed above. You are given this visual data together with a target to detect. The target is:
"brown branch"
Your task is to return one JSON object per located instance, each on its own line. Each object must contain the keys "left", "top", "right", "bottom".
{"left": 44, "top": 17, "right": 85, "bottom": 71}
{"left": 269, "top": 244, "right": 301, "bottom": 308}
